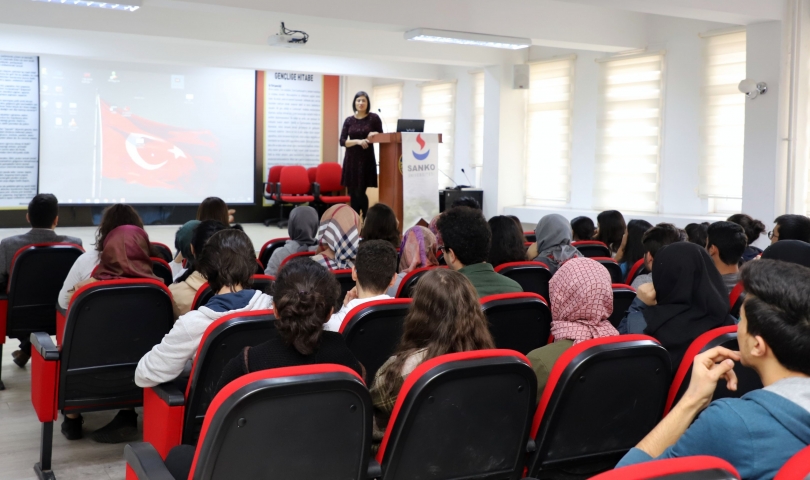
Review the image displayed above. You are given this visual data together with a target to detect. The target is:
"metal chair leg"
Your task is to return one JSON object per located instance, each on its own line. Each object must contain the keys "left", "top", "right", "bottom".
{"left": 34, "top": 421, "right": 56, "bottom": 480}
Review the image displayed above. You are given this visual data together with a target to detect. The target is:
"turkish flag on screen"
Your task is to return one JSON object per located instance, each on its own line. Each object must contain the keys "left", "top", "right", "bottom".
{"left": 99, "top": 99, "right": 219, "bottom": 194}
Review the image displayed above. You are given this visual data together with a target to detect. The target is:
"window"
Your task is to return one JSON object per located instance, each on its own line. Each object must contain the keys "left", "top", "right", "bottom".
{"left": 524, "top": 57, "right": 575, "bottom": 206}
{"left": 594, "top": 53, "right": 665, "bottom": 213}
{"left": 372, "top": 83, "right": 402, "bottom": 134}
{"left": 420, "top": 82, "right": 456, "bottom": 188}
{"left": 700, "top": 31, "right": 746, "bottom": 213}
{"left": 470, "top": 72, "right": 484, "bottom": 188}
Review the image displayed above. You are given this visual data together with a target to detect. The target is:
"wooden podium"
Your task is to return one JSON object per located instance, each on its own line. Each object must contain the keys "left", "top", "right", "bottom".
{"left": 370, "top": 133, "right": 442, "bottom": 225}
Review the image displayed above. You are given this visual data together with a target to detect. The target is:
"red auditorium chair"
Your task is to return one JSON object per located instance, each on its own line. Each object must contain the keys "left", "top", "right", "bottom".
{"left": 274, "top": 166, "right": 315, "bottom": 228}
{"left": 339, "top": 298, "right": 410, "bottom": 381}
{"left": 776, "top": 444, "right": 810, "bottom": 480}
{"left": 141, "top": 310, "right": 275, "bottom": 458}
{"left": 332, "top": 268, "right": 356, "bottom": 304}
{"left": 252, "top": 274, "right": 275, "bottom": 295}
{"left": 524, "top": 231, "right": 537, "bottom": 242}
{"left": 150, "top": 257, "right": 173, "bottom": 286}
{"left": 151, "top": 242, "right": 173, "bottom": 263}
{"left": 572, "top": 240, "right": 612, "bottom": 258}
{"left": 191, "top": 275, "right": 274, "bottom": 311}
{"left": 279, "top": 250, "right": 316, "bottom": 269}
{"left": 626, "top": 258, "right": 647, "bottom": 285}
{"left": 593, "top": 257, "right": 624, "bottom": 283}
{"left": 589, "top": 456, "right": 741, "bottom": 480}
{"left": 0, "top": 242, "right": 84, "bottom": 389}
{"left": 664, "top": 325, "right": 763, "bottom": 415}
{"left": 375, "top": 350, "right": 536, "bottom": 480}
{"left": 307, "top": 166, "right": 318, "bottom": 184}
{"left": 262, "top": 165, "right": 285, "bottom": 226}
{"left": 610, "top": 284, "right": 637, "bottom": 328}
{"left": 29, "top": 279, "right": 174, "bottom": 479}
{"left": 729, "top": 282, "right": 744, "bottom": 318}
{"left": 494, "top": 261, "right": 552, "bottom": 303}
{"left": 395, "top": 266, "right": 444, "bottom": 298}
{"left": 254, "top": 258, "right": 265, "bottom": 274}
{"left": 258, "top": 237, "right": 289, "bottom": 269}
{"left": 480, "top": 292, "right": 551, "bottom": 354}
{"left": 127, "top": 365, "right": 373, "bottom": 480}
{"left": 313, "top": 162, "right": 351, "bottom": 207}
{"left": 525, "top": 335, "right": 672, "bottom": 478}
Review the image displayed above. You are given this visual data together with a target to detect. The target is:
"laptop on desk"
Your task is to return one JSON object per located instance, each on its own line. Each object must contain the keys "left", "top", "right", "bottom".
{"left": 396, "top": 119, "right": 425, "bottom": 133}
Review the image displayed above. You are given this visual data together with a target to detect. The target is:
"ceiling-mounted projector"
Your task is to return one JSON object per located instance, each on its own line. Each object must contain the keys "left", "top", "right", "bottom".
{"left": 268, "top": 22, "right": 309, "bottom": 48}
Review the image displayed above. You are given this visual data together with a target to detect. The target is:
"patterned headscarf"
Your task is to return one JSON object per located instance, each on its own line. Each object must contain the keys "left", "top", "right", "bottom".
{"left": 94, "top": 225, "right": 158, "bottom": 281}
{"left": 314, "top": 204, "right": 361, "bottom": 270}
{"left": 549, "top": 257, "right": 618, "bottom": 344}
{"left": 428, "top": 214, "right": 443, "bottom": 246}
{"left": 398, "top": 226, "right": 439, "bottom": 274}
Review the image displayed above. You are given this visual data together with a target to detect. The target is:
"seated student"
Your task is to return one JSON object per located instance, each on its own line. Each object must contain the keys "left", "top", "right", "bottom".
{"left": 170, "top": 220, "right": 200, "bottom": 280}
{"left": 685, "top": 222, "right": 710, "bottom": 248}
{"left": 761, "top": 239, "right": 810, "bottom": 269}
{"left": 59, "top": 203, "right": 143, "bottom": 310}
{"left": 770, "top": 214, "right": 810, "bottom": 244}
{"left": 264, "top": 206, "right": 319, "bottom": 277}
{"left": 135, "top": 229, "right": 273, "bottom": 388}
{"left": 312, "top": 204, "right": 361, "bottom": 270}
{"left": 450, "top": 196, "right": 482, "bottom": 211}
{"left": 615, "top": 219, "right": 652, "bottom": 278}
{"left": 169, "top": 221, "right": 229, "bottom": 319}
{"left": 594, "top": 210, "right": 626, "bottom": 256}
{"left": 571, "top": 216, "right": 596, "bottom": 242}
{"left": 360, "top": 203, "right": 400, "bottom": 250}
{"left": 526, "top": 214, "right": 582, "bottom": 275}
{"left": 387, "top": 226, "right": 439, "bottom": 297}
{"left": 370, "top": 269, "right": 495, "bottom": 450}
{"left": 428, "top": 213, "right": 443, "bottom": 246}
{"left": 324, "top": 240, "right": 398, "bottom": 332}
{"left": 728, "top": 213, "right": 767, "bottom": 262}
{"left": 197, "top": 196, "right": 233, "bottom": 225}
{"left": 617, "top": 259, "right": 810, "bottom": 479}
{"left": 527, "top": 258, "right": 619, "bottom": 399}
{"left": 619, "top": 242, "right": 733, "bottom": 368}
{"left": 630, "top": 223, "right": 682, "bottom": 288}
{"left": 437, "top": 207, "right": 522, "bottom": 296}
{"left": 706, "top": 221, "right": 748, "bottom": 294}
{"left": 488, "top": 215, "right": 529, "bottom": 269}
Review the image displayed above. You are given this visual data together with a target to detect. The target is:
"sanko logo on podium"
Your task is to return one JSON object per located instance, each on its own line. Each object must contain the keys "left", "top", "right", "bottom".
{"left": 412, "top": 134, "right": 430, "bottom": 160}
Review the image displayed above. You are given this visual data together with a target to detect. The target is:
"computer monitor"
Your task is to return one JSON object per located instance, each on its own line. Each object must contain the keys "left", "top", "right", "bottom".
{"left": 396, "top": 119, "right": 425, "bottom": 133}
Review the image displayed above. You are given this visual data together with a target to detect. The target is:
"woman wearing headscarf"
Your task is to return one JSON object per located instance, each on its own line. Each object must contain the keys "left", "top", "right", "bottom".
{"left": 526, "top": 213, "right": 582, "bottom": 274}
{"left": 760, "top": 239, "right": 810, "bottom": 269}
{"left": 428, "top": 213, "right": 443, "bottom": 246}
{"left": 527, "top": 258, "right": 619, "bottom": 399}
{"left": 312, "top": 204, "right": 361, "bottom": 270}
{"left": 264, "top": 206, "right": 319, "bottom": 276}
{"left": 386, "top": 226, "right": 439, "bottom": 296}
{"left": 618, "top": 242, "right": 733, "bottom": 368}
{"left": 170, "top": 220, "right": 200, "bottom": 280}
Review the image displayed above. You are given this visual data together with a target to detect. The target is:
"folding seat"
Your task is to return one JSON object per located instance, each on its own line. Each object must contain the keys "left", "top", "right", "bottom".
{"left": 395, "top": 265, "right": 444, "bottom": 298}
{"left": 494, "top": 261, "right": 552, "bottom": 304}
{"left": 0, "top": 242, "right": 84, "bottom": 390}
{"left": 776, "top": 444, "right": 810, "bottom": 480}
{"left": 610, "top": 284, "right": 637, "bottom": 328}
{"left": 191, "top": 275, "right": 273, "bottom": 311}
{"left": 572, "top": 240, "right": 612, "bottom": 258}
{"left": 29, "top": 279, "right": 174, "bottom": 479}
{"left": 375, "top": 350, "right": 536, "bottom": 480}
{"left": 151, "top": 242, "right": 174, "bottom": 263}
{"left": 141, "top": 310, "right": 275, "bottom": 458}
{"left": 257, "top": 237, "right": 289, "bottom": 269}
{"left": 274, "top": 166, "right": 316, "bottom": 228}
{"left": 524, "top": 231, "right": 537, "bottom": 242}
{"left": 279, "top": 250, "right": 316, "bottom": 269}
{"left": 480, "top": 292, "right": 551, "bottom": 354}
{"left": 127, "top": 365, "right": 373, "bottom": 480}
{"left": 593, "top": 256, "right": 624, "bottom": 283}
{"left": 151, "top": 257, "right": 173, "bottom": 286}
{"left": 339, "top": 298, "right": 410, "bottom": 381}
{"left": 729, "top": 282, "right": 744, "bottom": 318}
{"left": 332, "top": 268, "right": 357, "bottom": 305}
{"left": 313, "top": 162, "right": 351, "bottom": 206}
{"left": 525, "top": 335, "right": 672, "bottom": 478}
{"left": 626, "top": 258, "right": 647, "bottom": 285}
{"left": 664, "top": 325, "right": 762, "bottom": 415}
{"left": 589, "top": 456, "right": 740, "bottom": 480}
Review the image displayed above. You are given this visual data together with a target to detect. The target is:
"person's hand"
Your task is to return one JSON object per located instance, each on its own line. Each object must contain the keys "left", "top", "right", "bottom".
{"left": 680, "top": 346, "right": 741, "bottom": 411}
{"left": 359, "top": 139, "right": 369, "bottom": 149}
{"left": 637, "top": 282, "right": 657, "bottom": 306}
{"left": 228, "top": 208, "right": 235, "bottom": 224}
{"left": 343, "top": 287, "right": 358, "bottom": 306}
{"left": 367, "top": 132, "right": 379, "bottom": 139}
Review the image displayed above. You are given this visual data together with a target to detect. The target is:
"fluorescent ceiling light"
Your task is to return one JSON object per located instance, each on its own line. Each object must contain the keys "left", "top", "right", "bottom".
{"left": 404, "top": 28, "right": 531, "bottom": 50}
{"left": 31, "top": 0, "right": 141, "bottom": 12}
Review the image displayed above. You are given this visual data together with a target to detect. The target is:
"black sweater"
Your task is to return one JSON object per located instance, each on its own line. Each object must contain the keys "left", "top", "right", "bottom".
{"left": 216, "top": 329, "right": 363, "bottom": 393}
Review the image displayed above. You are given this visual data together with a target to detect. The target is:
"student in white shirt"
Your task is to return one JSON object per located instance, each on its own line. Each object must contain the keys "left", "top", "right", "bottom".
{"left": 324, "top": 239, "right": 398, "bottom": 332}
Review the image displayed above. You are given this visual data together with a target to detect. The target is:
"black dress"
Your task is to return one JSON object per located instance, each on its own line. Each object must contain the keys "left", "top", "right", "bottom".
{"left": 340, "top": 113, "right": 383, "bottom": 189}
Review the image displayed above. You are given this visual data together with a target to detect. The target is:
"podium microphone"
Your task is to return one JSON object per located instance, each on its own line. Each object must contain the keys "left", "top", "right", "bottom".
{"left": 377, "top": 108, "right": 390, "bottom": 133}
{"left": 461, "top": 168, "right": 474, "bottom": 188}
{"left": 441, "top": 170, "right": 469, "bottom": 190}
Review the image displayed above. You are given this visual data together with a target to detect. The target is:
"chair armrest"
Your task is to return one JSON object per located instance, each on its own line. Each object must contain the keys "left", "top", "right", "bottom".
{"left": 124, "top": 443, "right": 176, "bottom": 480}
{"left": 143, "top": 384, "right": 186, "bottom": 459}
{"left": 367, "top": 458, "right": 382, "bottom": 479}
{"left": 262, "top": 182, "right": 276, "bottom": 200}
{"left": 31, "top": 332, "right": 59, "bottom": 360}
{"left": 151, "top": 382, "right": 185, "bottom": 406}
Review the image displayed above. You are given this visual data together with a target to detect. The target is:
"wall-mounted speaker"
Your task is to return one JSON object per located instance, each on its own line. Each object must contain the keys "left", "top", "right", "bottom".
{"left": 513, "top": 64, "right": 530, "bottom": 90}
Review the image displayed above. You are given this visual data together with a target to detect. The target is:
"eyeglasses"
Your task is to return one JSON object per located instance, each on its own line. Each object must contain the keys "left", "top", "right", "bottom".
{"left": 768, "top": 230, "right": 777, "bottom": 240}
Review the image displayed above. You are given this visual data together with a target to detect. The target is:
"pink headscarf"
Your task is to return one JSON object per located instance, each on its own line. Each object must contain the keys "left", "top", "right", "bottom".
{"left": 428, "top": 214, "right": 443, "bottom": 246}
{"left": 398, "top": 226, "right": 439, "bottom": 274}
{"left": 94, "top": 225, "right": 158, "bottom": 281}
{"left": 549, "top": 257, "right": 618, "bottom": 344}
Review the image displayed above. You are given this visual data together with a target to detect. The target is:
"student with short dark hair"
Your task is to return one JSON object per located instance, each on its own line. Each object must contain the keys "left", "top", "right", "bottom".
{"left": 617, "top": 259, "right": 810, "bottom": 479}
{"left": 771, "top": 214, "right": 810, "bottom": 244}
{"left": 685, "top": 222, "right": 710, "bottom": 248}
{"left": 450, "top": 196, "right": 482, "bottom": 210}
{"left": 324, "top": 239, "right": 398, "bottom": 331}
{"left": 728, "top": 213, "right": 767, "bottom": 262}
{"left": 437, "top": 207, "right": 522, "bottom": 296}
{"left": 571, "top": 216, "right": 596, "bottom": 242}
{"left": 630, "top": 223, "right": 682, "bottom": 289}
{"left": 707, "top": 221, "right": 748, "bottom": 294}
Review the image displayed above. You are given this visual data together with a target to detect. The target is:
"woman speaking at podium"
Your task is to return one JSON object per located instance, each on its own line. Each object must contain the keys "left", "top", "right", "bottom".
{"left": 340, "top": 91, "right": 383, "bottom": 217}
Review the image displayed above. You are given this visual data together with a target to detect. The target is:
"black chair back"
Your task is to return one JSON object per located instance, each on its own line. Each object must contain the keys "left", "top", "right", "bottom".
{"left": 395, "top": 266, "right": 441, "bottom": 299}
{"left": 481, "top": 293, "right": 552, "bottom": 354}
{"left": 192, "top": 284, "right": 215, "bottom": 311}
{"left": 251, "top": 275, "right": 274, "bottom": 295}
{"left": 332, "top": 269, "right": 356, "bottom": 306}
{"left": 151, "top": 243, "right": 173, "bottom": 263}
{"left": 150, "top": 258, "right": 173, "bottom": 286}
{"left": 494, "top": 261, "right": 552, "bottom": 303}
{"left": 610, "top": 284, "right": 637, "bottom": 328}
{"left": 258, "top": 238, "right": 289, "bottom": 269}
{"left": 594, "top": 257, "right": 624, "bottom": 284}
{"left": 340, "top": 299, "right": 410, "bottom": 382}
{"left": 572, "top": 241, "right": 612, "bottom": 258}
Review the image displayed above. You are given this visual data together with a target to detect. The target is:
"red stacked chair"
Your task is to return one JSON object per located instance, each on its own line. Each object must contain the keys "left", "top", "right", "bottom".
{"left": 480, "top": 292, "right": 552, "bottom": 354}
{"left": 262, "top": 165, "right": 286, "bottom": 226}
{"left": 572, "top": 240, "right": 612, "bottom": 258}
{"left": 307, "top": 166, "right": 318, "bottom": 184}
{"left": 589, "top": 456, "right": 740, "bottom": 480}
{"left": 494, "top": 261, "right": 552, "bottom": 303}
{"left": 313, "top": 163, "right": 351, "bottom": 206}
{"left": 274, "top": 166, "right": 315, "bottom": 228}
{"left": 258, "top": 237, "right": 289, "bottom": 269}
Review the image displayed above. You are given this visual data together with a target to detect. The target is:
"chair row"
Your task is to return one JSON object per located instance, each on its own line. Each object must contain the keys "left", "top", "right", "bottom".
{"left": 263, "top": 163, "right": 349, "bottom": 226}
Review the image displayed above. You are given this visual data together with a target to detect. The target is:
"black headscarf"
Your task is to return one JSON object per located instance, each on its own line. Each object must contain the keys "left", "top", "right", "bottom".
{"left": 761, "top": 240, "right": 810, "bottom": 269}
{"left": 643, "top": 242, "right": 732, "bottom": 369}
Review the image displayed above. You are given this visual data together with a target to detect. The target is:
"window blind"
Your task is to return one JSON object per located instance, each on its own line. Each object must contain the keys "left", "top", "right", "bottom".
{"left": 594, "top": 53, "right": 665, "bottom": 213}
{"left": 420, "top": 82, "right": 456, "bottom": 188}
{"left": 372, "top": 83, "right": 402, "bottom": 133}
{"left": 524, "top": 57, "right": 575, "bottom": 206}
{"left": 700, "top": 31, "right": 746, "bottom": 213}
{"left": 471, "top": 72, "right": 484, "bottom": 187}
